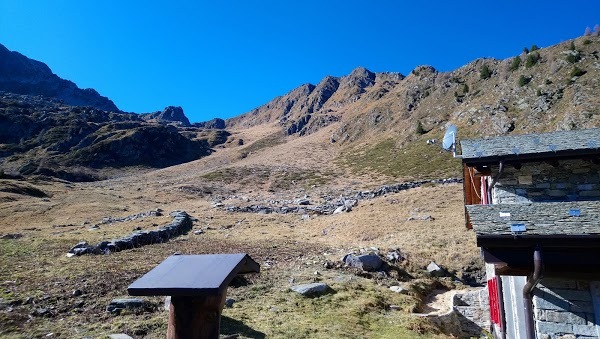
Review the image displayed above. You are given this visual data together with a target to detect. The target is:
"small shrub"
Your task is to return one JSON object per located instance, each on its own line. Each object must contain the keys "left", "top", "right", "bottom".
{"left": 530, "top": 44, "right": 539, "bottom": 52}
{"left": 545, "top": 79, "right": 552, "bottom": 85}
{"left": 583, "top": 39, "right": 592, "bottom": 45}
{"left": 566, "top": 52, "right": 581, "bottom": 63}
{"left": 525, "top": 53, "right": 540, "bottom": 68}
{"left": 510, "top": 57, "right": 522, "bottom": 71}
{"left": 571, "top": 67, "right": 587, "bottom": 77}
{"left": 523, "top": 47, "right": 529, "bottom": 54}
{"left": 480, "top": 64, "right": 492, "bottom": 79}
{"left": 518, "top": 75, "right": 531, "bottom": 87}
{"left": 536, "top": 89, "right": 542, "bottom": 96}
{"left": 463, "top": 83, "right": 469, "bottom": 93}
{"left": 416, "top": 121, "right": 426, "bottom": 135}
{"left": 569, "top": 41, "right": 576, "bottom": 51}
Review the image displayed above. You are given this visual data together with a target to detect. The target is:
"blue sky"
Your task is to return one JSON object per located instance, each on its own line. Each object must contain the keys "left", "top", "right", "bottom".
{"left": 1, "top": 1, "right": 598, "bottom": 123}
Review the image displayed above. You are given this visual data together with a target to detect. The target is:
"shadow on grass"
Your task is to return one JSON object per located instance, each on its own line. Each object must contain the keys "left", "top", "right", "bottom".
{"left": 221, "top": 315, "right": 266, "bottom": 338}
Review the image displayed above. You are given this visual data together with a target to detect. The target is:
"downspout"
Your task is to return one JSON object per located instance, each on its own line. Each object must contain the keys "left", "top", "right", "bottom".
{"left": 487, "top": 161, "right": 504, "bottom": 203}
{"left": 523, "top": 247, "right": 543, "bottom": 339}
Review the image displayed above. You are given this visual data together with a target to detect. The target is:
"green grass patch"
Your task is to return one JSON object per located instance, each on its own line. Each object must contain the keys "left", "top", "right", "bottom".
{"left": 239, "top": 131, "right": 286, "bottom": 158}
{"left": 224, "top": 278, "right": 441, "bottom": 338}
{"left": 338, "top": 136, "right": 462, "bottom": 180}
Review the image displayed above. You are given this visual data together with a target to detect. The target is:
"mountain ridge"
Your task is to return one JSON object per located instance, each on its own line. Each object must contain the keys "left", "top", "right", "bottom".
{"left": 0, "top": 43, "right": 119, "bottom": 112}
{"left": 227, "top": 36, "right": 600, "bottom": 148}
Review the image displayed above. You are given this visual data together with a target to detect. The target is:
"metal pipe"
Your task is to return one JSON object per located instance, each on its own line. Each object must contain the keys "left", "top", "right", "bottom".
{"left": 523, "top": 247, "right": 543, "bottom": 339}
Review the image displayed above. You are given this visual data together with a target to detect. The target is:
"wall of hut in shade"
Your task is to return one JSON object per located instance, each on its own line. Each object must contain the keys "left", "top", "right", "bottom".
{"left": 460, "top": 128, "right": 600, "bottom": 339}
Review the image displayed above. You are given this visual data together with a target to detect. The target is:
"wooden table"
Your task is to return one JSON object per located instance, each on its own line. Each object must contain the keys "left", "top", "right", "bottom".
{"left": 128, "top": 253, "right": 260, "bottom": 339}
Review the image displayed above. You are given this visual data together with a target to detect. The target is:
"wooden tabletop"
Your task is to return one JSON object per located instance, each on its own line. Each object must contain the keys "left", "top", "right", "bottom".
{"left": 128, "top": 253, "right": 260, "bottom": 296}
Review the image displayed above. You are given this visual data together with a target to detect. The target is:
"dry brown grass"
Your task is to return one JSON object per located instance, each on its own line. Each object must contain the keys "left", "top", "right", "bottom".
{"left": 0, "top": 122, "right": 479, "bottom": 338}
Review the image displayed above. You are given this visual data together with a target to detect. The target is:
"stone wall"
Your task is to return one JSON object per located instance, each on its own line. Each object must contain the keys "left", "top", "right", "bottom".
{"left": 533, "top": 278, "right": 598, "bottom": 339}
{"left": 454, "top": 288, "right": 491, "bottom": 336}
{"left": 491, "top": 159, "right": 600, "bottom": 204}
{"left": 68, "top": 211, "right": 193, "bottom": 255}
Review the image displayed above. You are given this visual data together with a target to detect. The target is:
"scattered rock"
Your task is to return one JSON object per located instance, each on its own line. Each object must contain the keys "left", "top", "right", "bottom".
{"left": 32, "top": 308, "right": 50, "bottom": 317}
{"left": 333, "top": 205, "right": 349, "bottom": 214}
{"left": 389, "top": 286, "right": 409, "bottom": 294}
{"left": 216, "top": 179, "right": 462, "bottom": 216}
{"left": 427, "top": 261, "right": 446, "bottom": 277}
{"left": 106, "top": 298, "right": 153, "bottom": 314}
{"left": 108, "top": 334, "right": 134, "bottom": 339}
{"left": 164, "top": 296, "right": 171, "bottom": 311}
{"left": 72, "top": 289, "right": 82, "bottom": 297}
{"left": 344, "top": 254, "right": 383, "bottom": 272}
{"left": 407, "top": 215, "right": 434, "bottom": 221}
{"left": 296, "top": 199, "right": 310, "bottom": 206}
{"left": 0, "top": 233, "right": 23, "bottom": 240}
{"left": 193, "top": 229, "right": 204, "bottom": 235}
{"left": 386, "top": 250, "right": 404, "bottom": 263}
{"left": 290, "top": 283, "right": 331, "bottom": 297}
{"left": 225, "top": 298, "right": 235, "bottom": 308}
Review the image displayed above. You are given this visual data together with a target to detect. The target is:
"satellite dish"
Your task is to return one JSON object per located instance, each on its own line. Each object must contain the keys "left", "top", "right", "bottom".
{"left": 442, "top": 124, "right": 457, "bottom": 151}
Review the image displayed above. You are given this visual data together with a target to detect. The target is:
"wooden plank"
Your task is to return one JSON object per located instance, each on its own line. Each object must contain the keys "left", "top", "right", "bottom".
{"left": 128, "top": 254, "right": 260, "bottom": 296}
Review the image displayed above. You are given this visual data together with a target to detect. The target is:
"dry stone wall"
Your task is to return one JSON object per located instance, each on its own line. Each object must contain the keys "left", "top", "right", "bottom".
{"left": 492, "top": 159, "right": 600, "bottom": 204}
{"left": 68, "top": 211, "right": 192, "bottom": 255}
{"left": 533, "top": 278, "right": 598, "bottom": 339}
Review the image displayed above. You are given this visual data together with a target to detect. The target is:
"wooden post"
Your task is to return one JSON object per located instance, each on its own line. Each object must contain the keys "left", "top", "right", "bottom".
{"left": 127, "top": 254, "right": 260, "bottom": 339}
{"left": 167, "top": 294, "right": 227, "bottom": 339}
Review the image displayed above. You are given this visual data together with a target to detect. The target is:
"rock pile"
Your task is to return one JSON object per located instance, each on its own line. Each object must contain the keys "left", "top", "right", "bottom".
{"left": 100, "top": 209, "right": 163, "bottom": 224}
{"left": 68, "top": 211, "right": 192, "bottom": 256}
{"left": 218, "top": 178, "right": 462, "bottom": 215}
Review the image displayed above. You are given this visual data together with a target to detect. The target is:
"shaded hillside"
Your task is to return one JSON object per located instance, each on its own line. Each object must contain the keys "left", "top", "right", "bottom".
{"left": 228, "top": 36, "right": 600, "bottom": 143}
{"left": 0, "top": 92, "right": 228, "bottom": 181}
{"left": 0, "top": 43, "right": 119, "bottom": 112}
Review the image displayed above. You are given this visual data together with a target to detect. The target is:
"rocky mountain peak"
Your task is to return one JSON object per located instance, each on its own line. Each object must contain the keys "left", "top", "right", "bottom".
{"left": 0, "top": 43, "right": 119, "bottom": 112}
{"left": 340, "top": 66, "right": 376, "bottom": 89}
{"left": 140, "top": 106, "right": 191, "bottom": 126}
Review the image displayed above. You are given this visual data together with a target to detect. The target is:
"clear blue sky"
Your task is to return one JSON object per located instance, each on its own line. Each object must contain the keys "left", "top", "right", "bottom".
{"left": 1, "top": 1, "right": 598, "bottom": 123}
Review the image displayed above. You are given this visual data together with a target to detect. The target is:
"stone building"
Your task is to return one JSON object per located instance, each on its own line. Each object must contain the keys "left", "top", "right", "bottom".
{"left": 460, "top": 128, "right": 600, "bottom": 339}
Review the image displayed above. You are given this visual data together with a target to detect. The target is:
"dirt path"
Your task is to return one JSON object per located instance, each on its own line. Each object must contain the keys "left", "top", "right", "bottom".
{"left": 417, "top": 289, "right": 458, "bottom": 315}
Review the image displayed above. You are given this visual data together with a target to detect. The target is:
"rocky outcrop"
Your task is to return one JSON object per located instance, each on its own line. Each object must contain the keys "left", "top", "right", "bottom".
{"left": 0, "top": 43, "right": 119, "bottom": 111}
{"left": 140, "top": 106, "right": 191, "bottom": 126}
{"left": 217, "top": 178, "right": 462, "bottom": 215}
{"left": 0, "top": 93, "right": 220, "bottom": 180}
{"left": 194, "top": 118, "right": 226, "bottom": 129}
{"left": 227, "top": 66, "right": 400, "bottom": 136}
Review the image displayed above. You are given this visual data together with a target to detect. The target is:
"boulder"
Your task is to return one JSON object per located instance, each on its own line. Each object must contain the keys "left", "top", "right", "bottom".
{"left": 427, "top": 261, "right": 446, "bottom": 277}
{"left": 344, "top": 254, "right": 383, "bottom": 272}
{"left": 68, "top": 241, "right": 94, "bottom": 256}
{"left": 108, "top": 335, "right": 133, "bottom": 339}
{"left": 106, "top": 298, "right": 153, "bottom": 314}
{"left": 389, "top": 286, "right": 409, "bottom": 294}
{"left": 290, "top": 283, "right": 330, "bottom": 297}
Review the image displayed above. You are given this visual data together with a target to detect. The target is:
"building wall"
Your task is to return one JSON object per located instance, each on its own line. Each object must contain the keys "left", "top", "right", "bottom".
{"left": 490, "top": 159, "right": 600, "bottom": 204}
{"left": 532, "top": 278, "right": 599, "bottom": 339}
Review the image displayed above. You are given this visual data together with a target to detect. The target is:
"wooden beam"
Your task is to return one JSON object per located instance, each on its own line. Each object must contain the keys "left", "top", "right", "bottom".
{"left": 168, "top": 294, "right": 227, "bottom": 339}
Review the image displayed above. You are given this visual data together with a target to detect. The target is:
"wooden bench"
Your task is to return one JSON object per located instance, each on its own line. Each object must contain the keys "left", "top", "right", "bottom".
{"left": 128, "top": 253, "right": 260, "bottom": 339}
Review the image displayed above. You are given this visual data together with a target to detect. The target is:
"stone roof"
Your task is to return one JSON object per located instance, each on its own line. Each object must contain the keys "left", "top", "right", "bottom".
{"left": 460, "top": 128, "right": 600, "bottom": 163}
{"left": 466, "top": 201, "right": 600, "bottom": 237}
